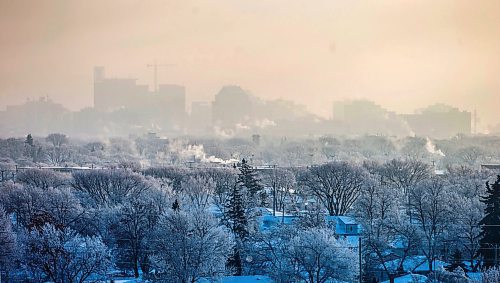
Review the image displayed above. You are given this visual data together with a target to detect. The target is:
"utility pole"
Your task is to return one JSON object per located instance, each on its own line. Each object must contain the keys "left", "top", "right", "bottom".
{"left": 495, "top": 243, "right": 498, "bottom": 267}
{"left": 359, "top": 237, "right": 362, "bottom": 283}
{"left": 146, "top": 61, "right": 175, "bottom": 94}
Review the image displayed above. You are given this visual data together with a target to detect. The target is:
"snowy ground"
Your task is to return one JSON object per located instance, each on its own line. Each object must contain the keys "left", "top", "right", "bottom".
{"left": 381, "top": 274, "right": 427, "bottom": 283}
{"left": 110, "top": 275, "right": 273, "bottom": 283}
{"left": 199, "top": 275, "right": 273, "bottom": 283}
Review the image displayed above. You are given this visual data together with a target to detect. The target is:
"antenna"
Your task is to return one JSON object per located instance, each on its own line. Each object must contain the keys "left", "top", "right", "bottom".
{"left": 146, "top": 61, "right": 175, "bottom": 94}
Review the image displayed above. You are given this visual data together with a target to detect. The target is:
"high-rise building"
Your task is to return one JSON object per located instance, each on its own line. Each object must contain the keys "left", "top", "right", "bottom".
{"left": 92, "top": 66, "right": 186, "bottom": 133}
{"left": 156, "top": 84, "right": 186, "bottom": 130}
{"left": 402, "top": 104, "right": 471, "bottom": 138}
{"left": 331, "top": 100, "right": 407, "bottom": 136}
{"left": 212, "top": 85, "right": 253, "bottom": 129}
{"left": 190, "top": 101, "right": 212, "bottom": 135}
{"left": 93, "top": 66, "right": 146, "bottom": 111}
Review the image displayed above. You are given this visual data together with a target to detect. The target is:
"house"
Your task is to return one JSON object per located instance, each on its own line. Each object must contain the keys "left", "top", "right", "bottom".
{"left": 255, "top": 213, "right": 363, "bottom": 241}
{"left": 326, "top": 216, "right": 361, "bottom": 236}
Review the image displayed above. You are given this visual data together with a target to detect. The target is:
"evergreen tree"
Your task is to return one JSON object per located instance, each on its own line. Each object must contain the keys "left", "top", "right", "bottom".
{"left": 227, "top": 248, "right": 243, "bottom": 276}
{"left": 225, "top": 184, "right": 248, "bottom": 275}
{"left": 226, "top": 184, "right": 248, "bottom": 240}
{"left": 237, "top": 158, "right": 264, "bottom": 207}
{"left": 25, "top": 134, "right": 34, "bottom": 146}
{"left": 479, "top": 175, "right": 500, "bottom": 268}
{"left": 172, "top": 199, "right": 180, "bottom": 211}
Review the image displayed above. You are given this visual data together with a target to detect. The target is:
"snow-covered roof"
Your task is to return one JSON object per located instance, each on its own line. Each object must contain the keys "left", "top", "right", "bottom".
{"left": 336, "top": 216, "right": 357, "bottom": 225}
{"left": 325, "top": 216, "right": 358, "bottom": 225}
{"left": 434, "top": 169, "right": 446, "bottom": 175}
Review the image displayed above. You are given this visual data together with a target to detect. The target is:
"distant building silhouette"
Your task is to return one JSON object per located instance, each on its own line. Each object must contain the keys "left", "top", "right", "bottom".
{"left": 212, "top": 85, "right": 253, "bottom": 129}
{"left": 0, "top": 97, "right": 69, "bottom": 137}
{"left": 332, "top": 100, "right": 471, "bottom": 138}
{"left": 189, "top": 101, "right": 212, "bottom": 135}
{"left": 332, "top": 100, "right": 407, "bottom": 136}
{"left": 93, "top": 66, "right": 147, "bottom": 111}
{"left": 156, "top": 84, "right": 186, "bottom": 131}
{"left": 92, "top": 66, "right": 186, "bottom": 133}
{"left": 402, "top": 104, "right": 471, "bottom": 138}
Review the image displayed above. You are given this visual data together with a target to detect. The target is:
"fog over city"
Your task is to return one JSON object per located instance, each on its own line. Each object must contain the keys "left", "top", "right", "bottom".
{"left": 1, "top": 0, "right": 500, "bottom": 133}
{"left": 1, "top": 1, "right": 500, "bottom": 283}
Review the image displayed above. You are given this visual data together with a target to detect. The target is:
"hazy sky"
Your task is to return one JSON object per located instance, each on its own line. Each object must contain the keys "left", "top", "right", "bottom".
{"left": 1, "top": 0, "right": 499, "bottom": 129}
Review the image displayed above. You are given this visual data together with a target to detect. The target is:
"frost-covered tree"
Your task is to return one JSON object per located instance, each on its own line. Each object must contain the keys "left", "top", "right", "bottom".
{"left": 45, "top": 145, "right": 72, "bottom": 166}
{"left": 410, "top": 177, "right": 453, "bottom": 271}
{"left": 248, "top": 226, "right": 297, "bottom": 282}
{"left": 26, "top": 224, "right": 110, "bottom": 283}
{"left": 450, "top": 197, "right": 484, "bottom": 271}
{"left": 287, "top": 228, "right": 357, "bottom": 283}
{"left": 46, "top": 133, "right": 68, "bottom": 147}
{"left": 300, "top": 161, "right": 366, "bottom": 216}
{"left": 354, "top": 182, "right": 410, "bottom": 281}
{"left": 355, "top": 182, "right": 399, "bottom": 238}
{"left": 378, "top": 159, "right": 431, "bottom": 194}
{"left": 456, "top": 146, "right": 485, "bottom": 168}
{"left": 262, "top": 168, "right": 296, "bottom": 217}
{"left": 71, "top": 169, "right": 150, "bottom": 207}
{"left": 204, "top": 167, "right": 237, "bottom": 215}
{"left": 44, "top": 187, "right": 85, "bottom": 230}
{"left": 481, "top": 266, "right": 500, "bottom": 283}
{"left": 479, "top": 176, "right": 500, "bottom": 268}
{"left": 295, "top": 204, "right": 326, "bottom": 229}
{"left": 250, "top": 226, "right": 357, "bottom": 283}
{"left": 384, "top": 214, "right": 421, "bottom": 275}
{"left": 111, "top": 189, "right": 168, "bottom": 278}
{"left": 16, "top": 168, "right": 68, "bottom": 189}
{"left": 446, "top": 165, "right": 489, "bottom": 198}
{"left": 148, "top": 210, "right": 233, "bottom": 282}
{"left": 143, "top": 166, "right": 189, "bottom": 191}
{"left": 0, "top": 183, "right": 84, "bottom": 231}
{"left": 181, "top": 175, "right": 215, "bottom": 210}
{"left": 400, "top": 136, "right": 429, "bottom": 159}
{"left": 0, "top": 206, "right": 17, "bottom": 281}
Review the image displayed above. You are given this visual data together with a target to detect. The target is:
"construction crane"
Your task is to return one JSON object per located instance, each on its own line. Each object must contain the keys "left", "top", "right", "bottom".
{"left": 146, "top": 61, "right": 175, "bottom": 94}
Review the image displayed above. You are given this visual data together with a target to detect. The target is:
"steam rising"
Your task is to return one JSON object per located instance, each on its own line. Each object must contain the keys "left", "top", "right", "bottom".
{"left": 425, "top": 137, "right": 445, "bottom": 157}
{"left": 174, "top": 142, "right": 238, "bottom": 165}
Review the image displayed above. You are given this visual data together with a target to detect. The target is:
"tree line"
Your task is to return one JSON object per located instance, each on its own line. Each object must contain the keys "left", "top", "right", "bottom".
{"left": 0, "top": 157, "right": 499, "bottom": 282}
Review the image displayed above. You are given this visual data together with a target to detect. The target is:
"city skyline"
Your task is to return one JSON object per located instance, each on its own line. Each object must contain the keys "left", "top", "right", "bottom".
{"left": 0, "top": 64, "right": 482, "bottom": 119}
{"left": 1, "top": 1, "right": 499, "bottom": 131}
